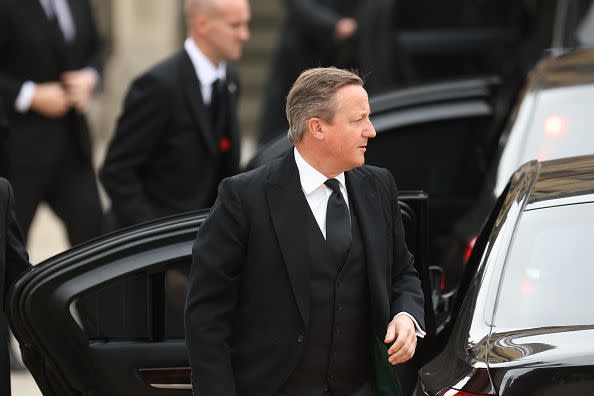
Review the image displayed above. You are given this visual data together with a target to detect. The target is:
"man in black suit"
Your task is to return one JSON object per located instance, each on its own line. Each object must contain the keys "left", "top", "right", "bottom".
{"left": 0, "top": 178, "right": 31, "bottom": 396}
{"left": 0, "top": 0, "right": 104, "bottom": 245}
{"left": 185, "top": 67, "right": 425, "bottom": 395}
{"left": 100, "top": 0, "right": 251, "bottom": 230}
{"left": 0, "top": 98, "right": 10, "bottom": 179}
{"left": 258, "top": 0, "right": 396, "bottom": 145}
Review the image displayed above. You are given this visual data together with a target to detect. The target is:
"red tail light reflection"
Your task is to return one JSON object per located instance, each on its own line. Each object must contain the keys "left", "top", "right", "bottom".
{"left": 520, "top": 277, "right": 535, "bottom": 295}
{"left": 544, "top": 115, "right": 568, "bottom": 137}
{"left": 463, "top": 237, "right": 477, "bottom": 264}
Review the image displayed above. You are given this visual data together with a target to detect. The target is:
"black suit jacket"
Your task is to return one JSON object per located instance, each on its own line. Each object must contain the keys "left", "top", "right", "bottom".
{"left": 185, "top": 150, "right": 425, "bottom": 396}
{"left": 0, "top": 178, "right": 31, "bottom": 396}
{"left": 0, "top": 98, "right": 10, "bottom": 178}
{"left": 100, "top": 50, "right": 241, "bottom": 229}
{"left": 0, "top": 0, "right": 103, "bottom": 163}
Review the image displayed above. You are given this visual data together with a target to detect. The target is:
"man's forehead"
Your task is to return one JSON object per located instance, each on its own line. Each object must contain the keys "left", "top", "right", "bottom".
{"left": 335, "top": 85, "right": 369, "bottom": 111}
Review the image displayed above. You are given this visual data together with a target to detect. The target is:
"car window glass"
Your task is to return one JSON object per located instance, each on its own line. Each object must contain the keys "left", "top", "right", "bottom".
{"left": 495, "top": 84, "right": 594, "bottom": 195}
{"left": 70, "top": 259, "right": 192, "bottom": 341}
{"left": 494, "top": 202, "right": 594, "bottom": 328}
{"left": 70, "top": 273, "right": 149, "bottom": 340}
{"left": 524, "top": 85, "right": 594, "bottom": 162}
{"left": 164, "top": 261, "right": 190, "bottom": 339}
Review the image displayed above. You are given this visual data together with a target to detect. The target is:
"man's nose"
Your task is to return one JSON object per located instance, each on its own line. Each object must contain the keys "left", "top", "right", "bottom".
{"left": 364, "top": 119, "right": 376, "bottom": 138}
{"left": 240, "top": 25, "right": 250, "bottom": 41}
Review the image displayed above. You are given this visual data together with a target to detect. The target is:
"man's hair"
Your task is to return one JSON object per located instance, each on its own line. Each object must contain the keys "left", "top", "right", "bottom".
{"left": 286, "top": 67, "right": 363, "bottom": 144}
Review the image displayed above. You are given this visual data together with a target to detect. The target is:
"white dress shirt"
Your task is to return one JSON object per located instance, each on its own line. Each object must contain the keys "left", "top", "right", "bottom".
{"left": 294, "top": 147, "right": 349, "bottom": 240}
{"left": 184, "top": 38, "right": 227, "bottom": 105}
{"left": 293, "top": 147, "right": 426, "bottom": 337}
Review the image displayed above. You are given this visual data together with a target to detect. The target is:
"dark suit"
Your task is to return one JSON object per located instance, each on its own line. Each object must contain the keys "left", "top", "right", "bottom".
{"left": 100, "top": 50, "right": 241, "bottom": 230}
{"left": 0, "top": 178, "right": 31, "bottom": 396}
{"left": 0, "top": 98, "right": 10, "bottom": 178}
{"left": 0, "top": 0, "right": 103, "bottom": 244}
{"left": 185, "top": 150, "right": 425, "bottom": 395}
{"left": 258, "top": 0, "right": 395, "bottom": 144}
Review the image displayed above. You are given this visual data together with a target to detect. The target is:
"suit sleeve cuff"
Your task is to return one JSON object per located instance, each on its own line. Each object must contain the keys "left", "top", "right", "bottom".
{"left": 15, "top": 81, "right": 36, "bottom": 113}
{"left": 394, "top": 312, "right": 426, "bottom": 338}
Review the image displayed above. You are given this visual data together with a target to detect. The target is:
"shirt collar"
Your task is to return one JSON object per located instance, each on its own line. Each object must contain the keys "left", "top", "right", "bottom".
{"left": 184, "top": 37, "right": 227, "bottom": 86}
{"left": 294, "top": 147, "right": 346, "bottom": 195}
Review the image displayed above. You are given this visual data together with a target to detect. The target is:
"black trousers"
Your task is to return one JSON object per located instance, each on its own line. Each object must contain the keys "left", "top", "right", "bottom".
{"left": 10, "top": 126, "right": 102, "bottom": 246}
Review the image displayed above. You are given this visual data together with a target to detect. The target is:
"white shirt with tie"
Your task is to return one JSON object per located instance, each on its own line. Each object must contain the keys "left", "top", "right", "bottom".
{"left": 293, "top": 147, "right": 425, "bottom": 337}
{"left": 183, "top": 38, "right": 227, "bottom": 106}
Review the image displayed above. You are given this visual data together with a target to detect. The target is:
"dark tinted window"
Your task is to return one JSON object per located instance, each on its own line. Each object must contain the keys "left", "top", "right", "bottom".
{"left": 495, "top": 202, "right": 594, "bottom": 328}
{"left": 164, "top": 262, "right": 190, "bottom": 339}
{"left": 70, "top": 259, "right": 192, "bottom": 341}
{"left": 71, "top": 273, "right": 149, "bottom": 340}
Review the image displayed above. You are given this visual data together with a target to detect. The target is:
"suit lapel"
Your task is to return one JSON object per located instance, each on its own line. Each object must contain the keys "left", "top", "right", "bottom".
{"left": 347, "top": 169, "right": 389, "bottom": 331}
{"left": 180, "top": 51, "right": 218, "bottom": 155}
{"left": 266, "top": 150, "right": 311, "bottom": 325}
{"left": 29, "top": 0, "right": 67, "bottom": 66}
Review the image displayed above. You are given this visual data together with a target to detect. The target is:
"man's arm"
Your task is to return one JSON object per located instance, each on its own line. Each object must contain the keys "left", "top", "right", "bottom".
{"left": 61, "top": 0, "right": 104, "bottom": 114}
{"left": 380, "top": 169, "right": 425, "bottom": 364}
{"left": 99, "top": 73, "right": 172, "bottom": 227}
{"left": 2, "top": 179, "right": 31, "bottom": 304}
{"left": 185, "top": 178, "right": 247, "bottom": 395}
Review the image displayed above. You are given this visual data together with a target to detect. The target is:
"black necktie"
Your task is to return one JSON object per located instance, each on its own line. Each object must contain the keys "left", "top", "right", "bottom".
{"left": 210, "top": 79, "right": 225, "bottom": 135}
{"left": 325, "top": 178, "right": 352, "bottom": 267}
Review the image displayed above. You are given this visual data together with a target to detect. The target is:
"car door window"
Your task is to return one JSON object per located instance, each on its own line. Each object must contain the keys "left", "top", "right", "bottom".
{"left": 70, "top": 258, "right": 192, "bottom": 341}
{"left": 71, "top": 272, "right": 149, "bottom": 340}
{"left": 494, "top": 202, "right": 594, "bottom": 328}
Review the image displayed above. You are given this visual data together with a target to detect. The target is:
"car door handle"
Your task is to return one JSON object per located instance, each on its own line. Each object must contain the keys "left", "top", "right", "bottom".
{"left": 138, "top": 367, "right": 192, "bottom": 390}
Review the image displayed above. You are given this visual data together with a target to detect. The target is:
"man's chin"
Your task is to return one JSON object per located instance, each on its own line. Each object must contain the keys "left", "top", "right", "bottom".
{"left": 351, "top": 157, "right": 366, "bottom": 169}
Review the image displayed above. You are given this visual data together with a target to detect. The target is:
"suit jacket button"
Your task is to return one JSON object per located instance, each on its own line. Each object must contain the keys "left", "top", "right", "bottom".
{"left": 297, "top": 334, "right": 304, "bottom": 343}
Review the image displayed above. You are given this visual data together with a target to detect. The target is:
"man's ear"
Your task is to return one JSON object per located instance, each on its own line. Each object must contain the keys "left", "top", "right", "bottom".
{"left": 193, "top": 14, "right": 209, "bottom": 35}
{"left": 307, "top": 118, "right": 325, "bottom": 140}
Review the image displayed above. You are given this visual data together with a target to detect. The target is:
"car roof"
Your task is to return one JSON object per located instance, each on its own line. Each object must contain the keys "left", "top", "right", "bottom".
{"left": 528, "top": 49, "right": 594, "bottom": 93}
{"left": 512, "top": 154, "right": 594, "bottom": 211}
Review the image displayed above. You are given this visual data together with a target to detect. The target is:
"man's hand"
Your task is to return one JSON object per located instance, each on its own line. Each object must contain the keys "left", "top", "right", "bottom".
{"left": 29, "top": 82, "right": 71, "bottom": 118}
{"left": 61, "top": 69, "right": 97, "bottom": 114}
{"left": 335, "top": 17, "right": 357, "bottom": 40}
{"left": 384, "top": 314, "right": 417, "bottom": 365}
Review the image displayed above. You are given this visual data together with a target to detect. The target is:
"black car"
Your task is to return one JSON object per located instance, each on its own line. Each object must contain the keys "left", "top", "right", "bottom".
{"left": 446, "top": 48, "right": 594, "bottom": 287}
{"left": 416, "top": 154, "right": 594, "bottom": 396}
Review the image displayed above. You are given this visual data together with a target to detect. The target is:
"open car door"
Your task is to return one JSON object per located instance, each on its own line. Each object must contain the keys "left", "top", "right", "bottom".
{"left": 7, "top": 193, "right": 433, "bottom": 396}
